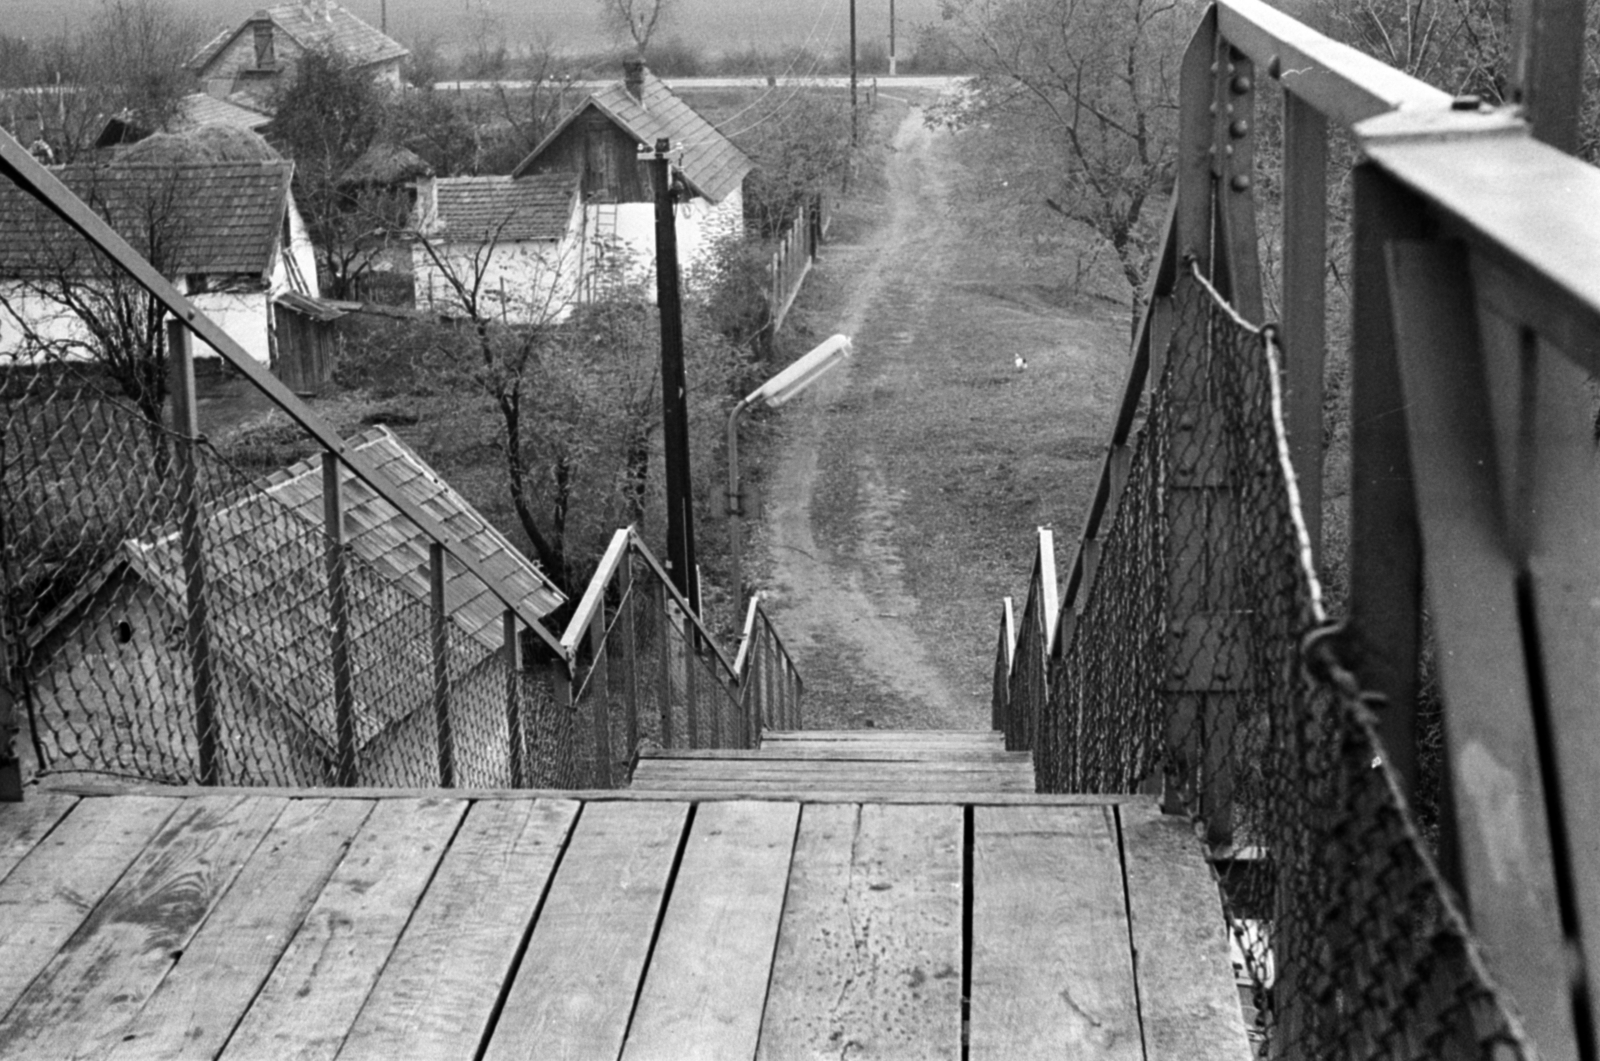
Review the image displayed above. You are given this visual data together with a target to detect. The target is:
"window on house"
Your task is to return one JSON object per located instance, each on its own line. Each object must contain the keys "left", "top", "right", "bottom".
{"left": 254, "top": 24, "right": 275, "bottom": 68}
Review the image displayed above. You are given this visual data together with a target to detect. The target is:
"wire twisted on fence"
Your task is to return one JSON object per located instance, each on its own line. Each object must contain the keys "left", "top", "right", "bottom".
{"left": 1035, "top": 267, "right": 1537, "bottom": 1059}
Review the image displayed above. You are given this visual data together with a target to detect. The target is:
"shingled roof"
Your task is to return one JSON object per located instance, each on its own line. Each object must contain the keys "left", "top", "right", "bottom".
{"left": 0, "top": 161, "right": 293, "bottom": 280}
{"left": 421, "top": 174, "right": 580, "bottom": 243}
{"left": 512, "top": 65, "right": 751, "bottom": 204}
{"left": 189, "top": 1, "right": 408, "bottom": 76}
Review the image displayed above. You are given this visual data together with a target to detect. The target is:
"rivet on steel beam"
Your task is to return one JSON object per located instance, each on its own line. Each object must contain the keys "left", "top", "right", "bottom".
{"left": 1209, "top": 101, "right": 1218, "bottom": 116}
{"left": 1232, "top": 74, "right": 1253, "bottom": 94}
{"left": 1210, "top": 61, "right": 1221, "bottom": 75}
{"left": 1231, "top": 174, "right": 1252, "bottom": 192}
{"left": 1230, "top": 119, "right": 1250, "bottom": 139}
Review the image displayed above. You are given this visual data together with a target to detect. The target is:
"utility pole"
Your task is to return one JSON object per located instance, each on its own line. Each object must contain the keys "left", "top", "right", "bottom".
{"left": 648, "top": 137, "right": 700, "bottom": 613}
{"left": 849, "top": 0, "right": 859, "bottom": 145}
{"left": 889, "top": 0, "right": 897, "bottom": 77}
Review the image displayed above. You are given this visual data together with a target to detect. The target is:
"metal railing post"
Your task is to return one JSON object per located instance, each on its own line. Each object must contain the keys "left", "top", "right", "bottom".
{"left": 655, "top": 578, "right": 674, "bottom": 748}
{"left": 587, "top": 604, "right": 613, "bottom": 788}
{"left": 620, "top": 552, "right": 640, "bottom": 764}
{"left": 0, "top": 607, "right": 21, "bottom": 801}
{"left": 168, "top": 318, "right": 219, "bottom": 786}
{"left": 1281, "top": 91, "right": 1327, "bottom": 562}
{"left": 322, "top": 450, "right": 357, "bottom": 786}
{"left": 430, "top": 543, "right": 454, "bottom": 787}
{"left": 504, "top": 609, "right": 524, "bottom": 788}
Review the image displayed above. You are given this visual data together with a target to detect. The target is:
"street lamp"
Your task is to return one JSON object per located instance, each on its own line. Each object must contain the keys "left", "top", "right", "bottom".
{"left": 727, "top": 334, "right": 852, "bottom": 618}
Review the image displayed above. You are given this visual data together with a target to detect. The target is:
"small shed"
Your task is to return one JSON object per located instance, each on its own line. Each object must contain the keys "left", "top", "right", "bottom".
{"left": 272, "top": 290, "right": 344, "bottom": 394}
{"left": 23, "top": 426, "right": 564, "bottom": 787}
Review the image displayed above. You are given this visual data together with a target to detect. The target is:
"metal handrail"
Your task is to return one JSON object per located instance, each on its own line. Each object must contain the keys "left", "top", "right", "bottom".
{"left": 560, "top": 527, "right": 739, "bottom": 680}
{"left": 1217, "top": 0, "right": 1450, "bottom": 124}
{"left": 0, "top": 130, "right": 566, "bottom": 657}
{"left": 1051, "top": 0, "right": 1461, "bottom": 653}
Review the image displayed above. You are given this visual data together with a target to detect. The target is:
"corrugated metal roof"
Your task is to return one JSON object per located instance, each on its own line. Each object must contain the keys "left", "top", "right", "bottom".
{"left": 258, "top": 425, "right": 566, "bottom": 640}
{"left": 0, "top": 161, "right": 292, "bottom": 279}
{"left": 190, "top": 1, "right": 408, "bottom": 75}
{"left": 423, "top": 174, "right": 579, "bottom": 243}
{"left": 513, "top": 67, "right": 751, "bottom": 204}
{"left": 123, "top": 425, "right": 564, "bottom": 752}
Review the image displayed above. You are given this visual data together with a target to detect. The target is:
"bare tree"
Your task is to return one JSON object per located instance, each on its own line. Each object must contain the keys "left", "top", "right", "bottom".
{"left": 0, "top": 165, "right": 206, "bottom": 439}
{"left": 409, "top": 215, "right": 746, "bottom": 595}
{"left": 937, "top": 0, "right": 1200, "bottom": 313}
{"left": 598, "top": 0, "right": 677, "bottom": 53}
{"left": 0, "top": 0, "right": 200, "bottom": 163}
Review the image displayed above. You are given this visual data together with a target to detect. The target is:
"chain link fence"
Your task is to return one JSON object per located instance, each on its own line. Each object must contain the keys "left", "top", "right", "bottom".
{"left": 564, "top": 531, "right": 805, "bottom": 786}
{"left": 1001, "top": 269, "right": 1538, "bottom": 1059}
{"left": 0, "top": 364, "right": 578, "bottom": 789}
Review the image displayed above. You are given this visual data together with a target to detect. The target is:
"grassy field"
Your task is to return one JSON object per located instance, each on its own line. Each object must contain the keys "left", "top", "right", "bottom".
{"left": 6, "top": 0, "right": 944, "bottom": 63}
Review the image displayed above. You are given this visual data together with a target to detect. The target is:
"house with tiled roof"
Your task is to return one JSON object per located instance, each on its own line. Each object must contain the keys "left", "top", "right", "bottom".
{"left": 511, "top": 61, "right": 752, "bottom": 294}
{"left": 189, "top": 0, "right": 408, "bottom": 108}
{"left": 95, "top": 93, "right": 275, "bottom": 150}
{"left": 410, "top": 173, "right": 585, "bottom": 324}
{"left": 0, "top": 159, "right": 324, "bottom": 373}
{"left": 24, "top": 425, "right": 565, "bottom": 787}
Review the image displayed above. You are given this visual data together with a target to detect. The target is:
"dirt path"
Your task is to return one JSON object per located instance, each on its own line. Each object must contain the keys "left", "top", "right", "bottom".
{"left": 754, "top": 105, "right": 1128, "bottom": 731}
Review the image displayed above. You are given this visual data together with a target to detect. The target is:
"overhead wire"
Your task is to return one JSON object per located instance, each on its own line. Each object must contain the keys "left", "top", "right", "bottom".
{"left": 672, "top": 0, "right": 849, "bottom": 150}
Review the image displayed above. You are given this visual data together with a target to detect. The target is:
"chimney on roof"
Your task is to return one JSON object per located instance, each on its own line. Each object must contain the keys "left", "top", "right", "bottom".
{"left": 624, "top": 60, "right": 646, "bottom": 102}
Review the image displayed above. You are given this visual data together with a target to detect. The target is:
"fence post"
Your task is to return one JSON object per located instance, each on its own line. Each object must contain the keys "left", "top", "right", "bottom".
{"left": 620, "top": 552, "right": 640, "bottom": 764}
{"left": 587, "top": 604, "right": 613, "bottom": 787}
{"left": 167, "top": 318, "right": 219, "bottom": 786}
{"left": 682, "top": 604, "right": 699, "bottom": 748}
{"left": 0, "top": 607, "right": 20, "bottom": 801}
{"left": 1347, "top": 164, "right": 1423, "bottom": 805}
{"left": 1281, "top": 92, "right": 1327, "bottom": 561}
{"left": 322, "top": 451, "right": 358, "bottom": 786}
{"left": 430, "top": 542, "right": 454, "bottom": 787}
{"left": 1165, "top": 7, "right": 1247, "bottom": 845}
{"left": 503, "top": 609, "right": 524, "bottom": 788}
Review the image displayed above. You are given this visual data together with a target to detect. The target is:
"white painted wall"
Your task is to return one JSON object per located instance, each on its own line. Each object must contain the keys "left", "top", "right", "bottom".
{"left": 412, "top": 238, "right": 581, "bottom": 325}
{"left": 0, "top": 281, "right": 272, "bottom": 365}
{"left": 584, "top": 185, "right": 746, "bottom": 301}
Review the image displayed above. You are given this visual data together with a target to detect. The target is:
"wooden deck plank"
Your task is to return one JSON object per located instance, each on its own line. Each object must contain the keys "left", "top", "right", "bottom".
{"left": 1118, "top": 804, "right": 1251, "bottom": 1061}
{"left": 757, "top": 803, "right": 963, "bottom": 1060}
{"left": 634, "top": 760, "right": 1032, "bottom": 776}
{"left": 51, "top": 782, "right": 1154, "bottom": 806}
{"left": 0, "top": 791, "right": 79, "bottom": 884}
{"left": 336, "top": 798, "right": 581, "bottom": 1061}
{"left": 763, "top": 730, "right": 1004, "bottom": 743}
{"left": 218, "top": 798, "right": 468, "bottom": 1061}
{"left": 642, "top": 747, "right": 1031, "bottom": 763}
{"left": 0, "top": 794, "right": 289, "bottom": 1060}
{"left": 0, "top": 796, "right": 179, "bottom": 1022}
{"left": 106, "top": 798, "right": 376, "bottom": 1061}
{"left": 622, "top": 801, "right": 799, "bottom": 1060}
{"left": 968, "top": 805, "right": 1142, "bottom": 1060}
{"left": 631, "top": 774, "right": 1037, "bottom": 794}
{"left": 485, "top": 800, "right": 688, "bottom": 1061}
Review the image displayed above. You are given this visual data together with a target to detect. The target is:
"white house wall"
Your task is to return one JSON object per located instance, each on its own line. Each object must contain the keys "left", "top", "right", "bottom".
{"left": 585, "top": 186, "right": 745, "bottom": 301}
{"left": 412, "top": 239, "right": 580, "bottom": 325}
{"left": 0, "top": 284, "right": 272, "bottom": 366}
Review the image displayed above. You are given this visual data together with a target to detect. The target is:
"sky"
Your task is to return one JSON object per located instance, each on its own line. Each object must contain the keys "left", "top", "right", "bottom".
{"left": 0, "top": 0, "right": 946, "bottom": 57}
